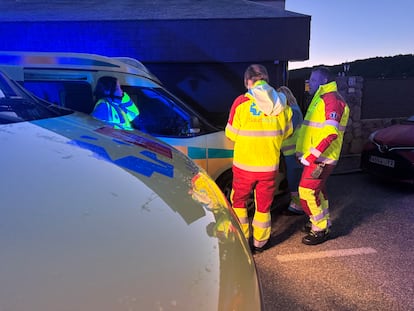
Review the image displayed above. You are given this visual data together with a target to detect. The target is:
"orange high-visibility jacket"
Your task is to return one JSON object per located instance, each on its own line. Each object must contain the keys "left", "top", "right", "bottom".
{"left": 225, "top": 81, "right": 293, "bottom": 172}
{"left": 296, "top": 81, "right": 350, "bottom": 165}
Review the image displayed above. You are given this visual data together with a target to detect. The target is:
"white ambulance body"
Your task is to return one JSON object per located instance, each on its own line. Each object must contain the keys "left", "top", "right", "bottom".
{"left": 0, "top": 51, "right": 236, "bottom": 194}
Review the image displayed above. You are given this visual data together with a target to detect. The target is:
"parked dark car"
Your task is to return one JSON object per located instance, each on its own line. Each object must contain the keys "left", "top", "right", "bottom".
{"left": 361, "top": 116, "right": 414, "bottom": 184}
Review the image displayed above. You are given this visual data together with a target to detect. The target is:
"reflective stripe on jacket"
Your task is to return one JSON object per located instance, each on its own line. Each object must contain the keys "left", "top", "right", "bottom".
{"left": 225, "top": 81, "right": 293, "bottom": 172}
{"left": 281, "top": 104, "right": 303, "bottom": 156}
{"left": 296, "top": 81, "right": 349, "bottom": 164}
{"left": 91, "top": 92, "right": 139, "bottom": 130}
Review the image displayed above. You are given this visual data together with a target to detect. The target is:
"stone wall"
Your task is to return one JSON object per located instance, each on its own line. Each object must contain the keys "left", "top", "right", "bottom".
{"left": 336, "top": 76, "right": 363, "bottom": 155}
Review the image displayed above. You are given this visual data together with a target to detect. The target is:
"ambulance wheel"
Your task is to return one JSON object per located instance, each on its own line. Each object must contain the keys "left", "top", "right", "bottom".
{"left": 215, "top": 170, "right": 233, "bottom": 203}
{"left": 215, "top": 170, "right": 255, "bottom": 213}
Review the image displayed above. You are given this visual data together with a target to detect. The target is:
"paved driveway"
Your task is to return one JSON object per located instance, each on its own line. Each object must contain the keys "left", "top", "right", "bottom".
{"left": 255, "top": 172, "right": 414, "bottom": 311}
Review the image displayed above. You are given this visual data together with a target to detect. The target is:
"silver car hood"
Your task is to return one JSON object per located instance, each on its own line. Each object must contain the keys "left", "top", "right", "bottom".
{"left": 0, "top": 113, "right": 260, "bottom": 310}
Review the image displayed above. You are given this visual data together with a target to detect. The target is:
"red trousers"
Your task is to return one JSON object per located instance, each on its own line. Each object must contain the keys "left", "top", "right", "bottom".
{"left": 299, "top": 162, "right": 335, "bottom": 231}
{"left": 231, "top": 166, "right": 277, "bottom": 248}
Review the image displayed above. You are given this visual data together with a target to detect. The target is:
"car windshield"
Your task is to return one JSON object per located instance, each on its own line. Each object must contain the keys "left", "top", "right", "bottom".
{"left": 0, "top": 71, "right": 70, "bottom": 124}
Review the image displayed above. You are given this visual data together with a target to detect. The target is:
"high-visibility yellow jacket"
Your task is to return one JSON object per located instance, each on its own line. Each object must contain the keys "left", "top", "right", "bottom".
{"left": 281, "top": 103, "right": 303, "bottom": 157}
{"left": 91, "top": 92, "right": 139, "bottom": 130}
{"left": 296, "top": 81, "right": 349, "bottom": 165}
{"left": 225, "top": 81, "right": 293, "bottom": 172}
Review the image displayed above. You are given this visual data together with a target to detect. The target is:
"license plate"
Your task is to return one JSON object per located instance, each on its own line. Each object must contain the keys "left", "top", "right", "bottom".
{"left": 369, "top": 155, "right": 395, "bottom": 168}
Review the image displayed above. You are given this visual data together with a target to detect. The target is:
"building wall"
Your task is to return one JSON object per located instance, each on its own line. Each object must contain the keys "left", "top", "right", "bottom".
{"left": 0, "top": 15, "right": 308, "bottom": 120}
{"left": 146, "top": 60, "right": 288, "bottom": 127}
{"left": 0, "top": 17, "right": 309, "bottom": 63}
{"left": 334, "top": 76, "right": 408, "bottom": 172}
{"left": 337, "top": 76, "right": 410, "bottom": 155}
{"left": 361, "top": 78, "right": 414, "bottom": 119}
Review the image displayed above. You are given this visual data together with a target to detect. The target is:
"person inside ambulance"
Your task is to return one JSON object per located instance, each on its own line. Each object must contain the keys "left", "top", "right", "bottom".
{"left": 91, "top": 76, "right": 140, "bottom": 130}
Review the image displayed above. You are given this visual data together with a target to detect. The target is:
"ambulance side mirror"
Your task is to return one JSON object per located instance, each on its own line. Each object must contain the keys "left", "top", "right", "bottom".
{"left": 189, "top": 116, "right": 201, "bottom": 134}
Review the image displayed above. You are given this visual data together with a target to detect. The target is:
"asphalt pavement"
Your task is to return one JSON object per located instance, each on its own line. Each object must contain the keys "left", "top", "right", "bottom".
{"left": 255, "top": 171, "right": 414, "bottom": 311}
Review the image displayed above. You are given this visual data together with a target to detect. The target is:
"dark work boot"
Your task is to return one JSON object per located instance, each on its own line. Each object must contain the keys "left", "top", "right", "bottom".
{"left": 301, "top": 221, "right": 331, "bottom": 234}
{"left": 251, "top": 240, "right": 271, "bottom": 255}
{"left": 302, "top": 229, "right": 330, "bottom": 245}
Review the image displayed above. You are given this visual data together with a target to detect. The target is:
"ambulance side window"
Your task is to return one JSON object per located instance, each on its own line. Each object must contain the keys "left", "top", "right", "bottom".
{"left": 22, "top": 81, "right": 94, "bottom": 114}
{"left": 22, "top": 81, "right": 64, "bottom": 106}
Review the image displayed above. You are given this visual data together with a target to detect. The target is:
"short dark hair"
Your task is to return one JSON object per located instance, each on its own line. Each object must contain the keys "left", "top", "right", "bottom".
{"left": 94, "top": 76, "right": 118, "bottom": 99}
{"left": 312, "top": 66, "right": 334, "bottom": 83}
{"left": 244, "top": 64, "right": 269, "bottom": 87}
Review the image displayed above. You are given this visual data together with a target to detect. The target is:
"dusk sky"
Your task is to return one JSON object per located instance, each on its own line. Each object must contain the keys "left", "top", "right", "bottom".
{"left": 285, "top": 0, "right": 414, "bottom": 69}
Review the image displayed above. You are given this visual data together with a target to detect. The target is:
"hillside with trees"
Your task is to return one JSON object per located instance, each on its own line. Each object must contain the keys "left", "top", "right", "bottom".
{"left": 288, "top": 54, "right": 414, "bottom": 80}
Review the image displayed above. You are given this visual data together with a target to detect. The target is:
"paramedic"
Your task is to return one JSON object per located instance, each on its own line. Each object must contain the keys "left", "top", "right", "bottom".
{"left": 225, "top": 64, "right": 292, "bottom": 253}
{"left": 91, "top": 76, "right": 139, "bottom": 130}
{"left": 296, "top": 66, "right": 350, "bottom": 245}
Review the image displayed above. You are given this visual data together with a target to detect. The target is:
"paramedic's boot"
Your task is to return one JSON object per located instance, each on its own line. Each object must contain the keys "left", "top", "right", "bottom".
{"left": 251, "top": 240, "right": 271, "bottom": 255}
{"left": 302, "top": 229, "right": 330, "bottom": 245}
{"left": 301, "top": 220, "right": 331, "bottom": 234}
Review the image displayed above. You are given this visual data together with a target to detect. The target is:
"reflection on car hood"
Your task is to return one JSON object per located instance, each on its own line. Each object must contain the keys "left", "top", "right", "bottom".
{"left": 0, "top": 112, "right": 259, "bottom": 310}
{"left": 373, "top": 124, "right": 414, "bottom": 146}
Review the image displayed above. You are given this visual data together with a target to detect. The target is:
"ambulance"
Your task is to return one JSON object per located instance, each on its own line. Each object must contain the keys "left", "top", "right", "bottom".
{"left": 0, "top": 51, "right": 287, "bottom": 199}
{"left": 0, "top": 69, "right": 263, "bottom": 309}
{"left": 0, "top": 51, "right": 287, "bottom": 200}
{"left": 0, "top": 51, "right": 238, "bottom": 194}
